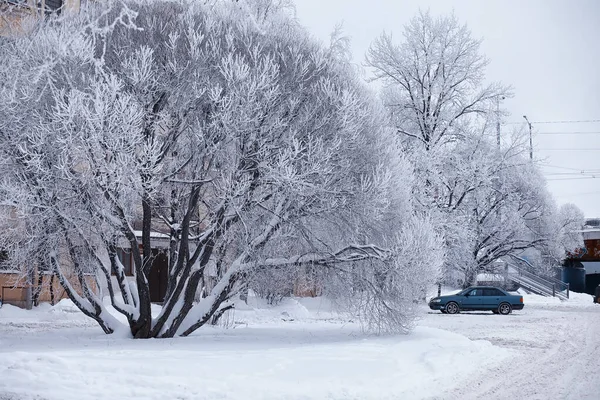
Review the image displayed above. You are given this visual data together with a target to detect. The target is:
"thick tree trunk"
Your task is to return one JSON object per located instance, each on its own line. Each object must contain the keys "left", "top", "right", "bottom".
{"left": 131, "top": 272, "right": 153, "bottom": 339}
{"left": 180, "top": 271, "right": 238, "bottom": 337}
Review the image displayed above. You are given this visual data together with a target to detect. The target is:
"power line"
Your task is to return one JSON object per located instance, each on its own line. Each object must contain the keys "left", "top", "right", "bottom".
{"left": 505, "top": 119, "right": 600, "bottom": 125}
{"left": 540, "top": 163, "right": 600, "bottom": 172}
{"left": 556, "top": 191, "right": 600, "bottom": 198}
{"left": 544, "top": 172, "right": 600, "bottom": 176}
{"left": 536, "top": 131, "right": 600, "bottom": 135}
{"left": 543, "top": 171, "right": 600, "bottom": 180}
{"left": 537, "top": 148, "right": 600, "bottom": 151}
{"left": 539, "top": 164, "right": 600, "bottom": 181}
{"left": 546, "top": 176, "right": 599, "bottom": 181}
{"left": 531, "top": 119, "right": 600, "bottom": 124}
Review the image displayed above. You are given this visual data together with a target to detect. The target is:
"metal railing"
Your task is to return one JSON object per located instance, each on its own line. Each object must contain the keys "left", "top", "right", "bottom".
{"left": 504, "top": 264, "right": 569, "bottom": 300}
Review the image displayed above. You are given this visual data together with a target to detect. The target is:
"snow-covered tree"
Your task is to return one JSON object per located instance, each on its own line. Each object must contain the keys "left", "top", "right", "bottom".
{"left": 529, "top": 203, "right": 584, "bottom": 276}
{"left": 366, "top": 10, "right": 571, "bottom": 286}
{"left": 430, "top": 133, "right": 582, "bottom": 286}
{"left": 0, "top": 0, "right": 441, "bottom": 337}
{"left": 366, "top": 10, "right": 510, "bottom": 152}
{"left": 554, "top": 203, "right": 585, "bottom": 256}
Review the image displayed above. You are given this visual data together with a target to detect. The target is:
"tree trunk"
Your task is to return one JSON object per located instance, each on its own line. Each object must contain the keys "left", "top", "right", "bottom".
{"left": 49, "top": 274, "right": 55, "bottom": 306}
{"left": 32, "top": 271, "right": 43, "bottom": 307}
{"left": 211, "top": 304, "right": 234, "bottom": 325}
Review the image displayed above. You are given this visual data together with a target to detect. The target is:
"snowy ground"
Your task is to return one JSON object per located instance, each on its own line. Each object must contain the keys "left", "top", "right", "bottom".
{"left": 0, "top": 292, "right": 599, "bottom": 400}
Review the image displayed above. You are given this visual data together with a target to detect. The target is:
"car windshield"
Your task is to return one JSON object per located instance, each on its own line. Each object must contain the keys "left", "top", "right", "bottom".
{"left": 456, "top": 288, "right": 471, "bottom": 296}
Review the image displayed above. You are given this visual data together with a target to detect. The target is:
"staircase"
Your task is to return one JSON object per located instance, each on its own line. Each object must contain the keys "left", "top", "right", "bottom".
{"left": 505, "top": 264, "right": 570, "bottom": 301}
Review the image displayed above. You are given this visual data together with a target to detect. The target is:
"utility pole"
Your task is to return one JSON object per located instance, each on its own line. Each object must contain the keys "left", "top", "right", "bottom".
{"left": 496, "top": 96, "right": 505, "bottom": 148}
{"left": 523, "top": 115, "right": 533, "bottom": 160}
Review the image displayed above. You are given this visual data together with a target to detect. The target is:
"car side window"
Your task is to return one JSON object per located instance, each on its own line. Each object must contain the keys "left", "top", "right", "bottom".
{"left": 468, "top": 289, "right": 480, "bottom": 296}
{"left": 483, "top": 289, "right": 504, "bottom": 296}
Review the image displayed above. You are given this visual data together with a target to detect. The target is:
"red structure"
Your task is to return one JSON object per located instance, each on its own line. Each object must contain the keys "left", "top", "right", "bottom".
{"left": 566, "top": 221, "right": 600, "bottom": 295}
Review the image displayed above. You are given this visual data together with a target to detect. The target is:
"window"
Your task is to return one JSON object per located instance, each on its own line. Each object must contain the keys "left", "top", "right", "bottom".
{"left": 0, "top": 250, "right": 9, "bottom": 272}
{"left": 468, "top": 289, "right": 481, "bottom": 296}
{"left": 483, "top": 288, "right": 505, "bottom": 296}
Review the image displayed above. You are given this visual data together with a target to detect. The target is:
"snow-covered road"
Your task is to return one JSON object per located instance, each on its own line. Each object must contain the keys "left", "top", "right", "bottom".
{"left": 422, "top": 299, "right": 600, "bottom": 400}
{"left": 0, "top": 295, "right": 599, "bottom": 399}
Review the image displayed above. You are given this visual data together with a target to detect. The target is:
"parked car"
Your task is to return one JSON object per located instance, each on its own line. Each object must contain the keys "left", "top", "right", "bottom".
{"left": 429, "top": 286, "right": 524, "bottom": 315}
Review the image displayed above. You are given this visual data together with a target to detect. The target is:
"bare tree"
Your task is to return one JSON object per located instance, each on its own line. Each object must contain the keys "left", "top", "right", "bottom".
{"left": 367, "top": 10, "right": 510, "bottom": 151}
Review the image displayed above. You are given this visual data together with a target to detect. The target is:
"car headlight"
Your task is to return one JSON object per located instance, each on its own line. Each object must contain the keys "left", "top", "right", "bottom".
{"left": 430, "top": 299, "right": 441, "bottom": 303}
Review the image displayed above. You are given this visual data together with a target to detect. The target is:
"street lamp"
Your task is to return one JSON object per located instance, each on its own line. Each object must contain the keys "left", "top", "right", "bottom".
{"left": 496, "top": 96, "right": 505, "bottom": 148}
{"left": 523, "top": 115, "right": 533, "bottom": 160}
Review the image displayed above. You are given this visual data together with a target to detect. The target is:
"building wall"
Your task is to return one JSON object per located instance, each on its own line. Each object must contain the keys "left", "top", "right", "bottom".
{"left": 0, "top": 1, "right": 36, "bottom": 36}
{"left": 0, "top": 0, "right": 81, "bottom": 37}
{"left": 0, "top": 273, "right": 29, "bottom": 308}
{"left": 1, "top": 0, "right": 96, "bottom": 309}
{"left": 35, "top": 273, "right": 98, "bottom": 303}
{"left": 0, "top": 271, "right": 97, "bottom": 308}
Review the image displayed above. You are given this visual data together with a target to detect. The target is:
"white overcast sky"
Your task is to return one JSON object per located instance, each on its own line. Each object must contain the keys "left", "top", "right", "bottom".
{"left": 294, "top": 0, "right": 600, "bottom": 218}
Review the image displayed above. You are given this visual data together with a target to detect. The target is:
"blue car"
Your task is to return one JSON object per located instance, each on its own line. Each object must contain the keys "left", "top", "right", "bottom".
{"left": 429, "top": 286, "right": 524, "bottom": 315}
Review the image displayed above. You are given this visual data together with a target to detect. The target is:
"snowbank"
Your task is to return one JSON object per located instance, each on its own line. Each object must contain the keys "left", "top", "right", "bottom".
{"left": 518, "top": 290, "right": 596, "bottom": 307}
{"left": 0, "top": 294, "right": 511, "bottom": 400}
{"left": 0, "top": 325, "right": 508, "bottom": 400}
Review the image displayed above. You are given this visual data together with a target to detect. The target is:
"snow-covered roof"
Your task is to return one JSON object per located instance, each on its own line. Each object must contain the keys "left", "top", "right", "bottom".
{"left": 132, "top": 230, "right": 170, "bottom": 239}
{"left": 581, "top": 261, "right": 600, "bottom": 274}
{"left": 583, "top": 231, "right": 600, "bottom": 240}
{"left": 476, "top": 273, "right": 503, "bottom": 281}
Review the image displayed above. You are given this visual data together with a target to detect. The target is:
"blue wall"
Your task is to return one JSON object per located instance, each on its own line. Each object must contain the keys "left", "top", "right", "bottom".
{"left": 561, "top": 265, "right": 586, "bottom": 293}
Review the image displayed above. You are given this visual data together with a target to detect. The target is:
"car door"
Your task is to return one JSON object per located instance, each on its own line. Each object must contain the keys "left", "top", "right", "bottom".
{"left": 462, "top": 288, "right": 484, "bottom": 310}
{"left": 483, "top": 288, "right": 503, "bottom": 309}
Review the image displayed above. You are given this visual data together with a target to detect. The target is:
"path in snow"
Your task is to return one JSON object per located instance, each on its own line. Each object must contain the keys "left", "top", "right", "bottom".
{"left": 421, "top": 300, "right": 600, "bottom": 400}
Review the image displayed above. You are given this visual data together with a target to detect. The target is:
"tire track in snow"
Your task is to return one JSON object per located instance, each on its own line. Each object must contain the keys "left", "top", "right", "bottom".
{"left": 430, "top": 306, "right": 600, "bottom": 400}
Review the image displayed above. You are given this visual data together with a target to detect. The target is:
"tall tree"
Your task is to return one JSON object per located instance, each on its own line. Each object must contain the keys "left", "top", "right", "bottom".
{"left": 367, "top": 11, "right": 509, "bottom": 151}
{"left": 366, "top": 10, "right": 576, "bottom": 286}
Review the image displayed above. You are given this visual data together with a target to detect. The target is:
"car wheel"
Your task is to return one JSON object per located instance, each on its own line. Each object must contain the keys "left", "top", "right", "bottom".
{"left": 445, "top": 302, "right": 460, "bottom": 314}
{"left": 441, "top": 310, "right": 447, "bottom": 314}
{"left": 498, "top": 303, "right": 512, "bottom": 315}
